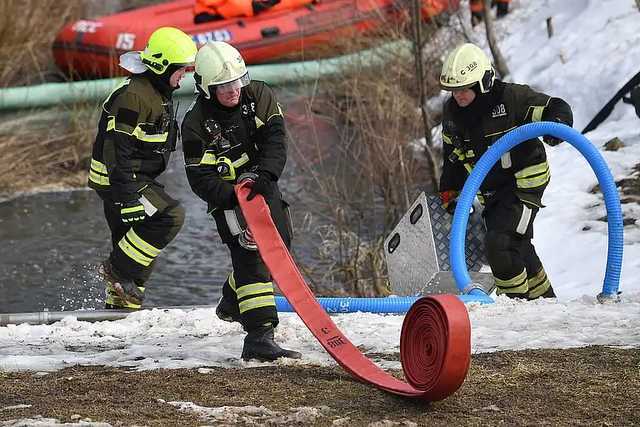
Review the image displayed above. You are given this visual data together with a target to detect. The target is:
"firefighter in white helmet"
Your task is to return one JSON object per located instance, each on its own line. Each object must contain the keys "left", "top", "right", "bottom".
{"left": 181, "top": 41, "right": 300, "bottom": 361}
{"left": 438, "top": 43, "right": 573, "bottom": 300}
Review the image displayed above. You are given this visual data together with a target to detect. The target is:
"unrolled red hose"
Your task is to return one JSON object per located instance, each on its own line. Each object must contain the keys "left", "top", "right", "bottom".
{"left": 236, "top": 182, "right": 471, "bottom": 401}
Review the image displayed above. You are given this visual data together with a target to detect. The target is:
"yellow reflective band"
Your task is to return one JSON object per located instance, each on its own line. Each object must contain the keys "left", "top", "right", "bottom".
{"left": 107, "top": 116, "right": 168, "bottom": 143}
{"left": 239, "top": 295, "right": 276, "bottom": 313}
{"left": 228, "top": 272, "right": 237, "bottom": 292}
{"left": 255, "top": 116, "right": 264, "bottom": 129}
{"left": 495, "top": 268, "right": 527, "bottom": 287}
{"left": 106, "top": 116, "right": 116, "bottom": 132}
{"left": 236, "top": 282, "right": 274, "bottom": 299}
{"left": 126, "top": 228, "right": 161, "bottom": 257}
{"left": 89, "top": 170, "right": 110, "bottom": 186}
{"left": 528, "top": 277, "right": 551, "bottom": 299}
{"left": 91, "top": 159, "right": 107, "bottom": 174}
{"left": 200, "top": 151, "right": 217, "bottom": 165}
{"left": 531, "top": 106, "right": 545, "bottom": 122}
{"left": 452, "top": 148, "right": 465, "bottom": 161}
{"left": 443, "top": 133, "right": 453, "bottom": 146}
{"left": 516, "top": 162, "right": 550, "bottom": 189}
{"left": 528, "top": 268, "right": 547, "bottom": 288}
{"left": 515, "top": 162, "right": 549, "bottom": 179}
{"left": 131, "top": 125, "right": 168, "bottom": 143}
{"left": 517, "top": 170, "right": 550, "bottom": 189}
{"left": 121, "top": 205, "right": 145, "bottom": 214}
{"left": 463, "top": 163, "right": 473, "bottom": 173}
{"left": 118, "top": 238, "right": 153, "bottom": 266}
{"left": 465, "top": 150, "right": 475, "bottom": 158}
{"left": 232, "top": 152, "right": 250, "bottom": 168}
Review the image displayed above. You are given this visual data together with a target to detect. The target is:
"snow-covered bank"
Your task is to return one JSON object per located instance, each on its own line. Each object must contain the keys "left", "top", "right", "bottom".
{"left": 2, "top": 0, "right": 640, "bottom": 375}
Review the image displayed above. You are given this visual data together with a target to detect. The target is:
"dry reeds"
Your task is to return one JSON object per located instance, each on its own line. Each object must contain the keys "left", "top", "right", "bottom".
{"left": 293, "top": 7, "right": 467, "bottom": 295}
{"left": 0, "top": 103, "right": 98, "bottom": 195}
{"left": 0, "top": 1, "right": 87, "bottom": 86}
{"left": 0, "top": 1, "right": 162, "bottom": 195}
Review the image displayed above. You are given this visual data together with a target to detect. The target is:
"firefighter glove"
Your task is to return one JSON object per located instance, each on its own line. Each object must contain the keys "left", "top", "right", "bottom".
{"left": 543, "top": 134, "right": 563, "bottom": 146}
{"left": 543, "top": 118, "right": 566, "bottom": 146}
{"left": 440, "top": 190, "right": 459, "bottom": 215}
{"left": 239, "top": 170, "right": 274, "bottom": 201}
{"left": 120, "top": 200, "right": 146, "bottom": 224}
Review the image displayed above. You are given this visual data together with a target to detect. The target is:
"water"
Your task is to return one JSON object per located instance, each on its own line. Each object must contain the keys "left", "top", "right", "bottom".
{"left": 0, "top": 89, "right": 339, "bottom": 313}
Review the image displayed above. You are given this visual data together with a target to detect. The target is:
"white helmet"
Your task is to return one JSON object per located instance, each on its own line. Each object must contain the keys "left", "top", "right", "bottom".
{"left": 195, "top": 41, "right": 250, "bottom": 99}
{"left": 440, "top": 43, "right": 495, "bottom": 93}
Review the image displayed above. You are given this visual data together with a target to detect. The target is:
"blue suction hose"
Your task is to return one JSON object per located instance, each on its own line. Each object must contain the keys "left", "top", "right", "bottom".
{"left": 450, "top": 122, "right": 623, "bottom": 302}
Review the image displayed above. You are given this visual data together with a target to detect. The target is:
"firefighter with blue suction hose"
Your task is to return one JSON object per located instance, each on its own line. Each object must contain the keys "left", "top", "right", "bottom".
{"left": 181, "top": 41, "right": 301, "bottom": 361}
{"left": 438, "top": 43, "right": 573, "bottom": 300}
{"left": 88, "top": 27, "right": 197, "bottom": 310}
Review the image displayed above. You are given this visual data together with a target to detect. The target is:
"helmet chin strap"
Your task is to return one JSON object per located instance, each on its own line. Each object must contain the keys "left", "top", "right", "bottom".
{"left": 480, "top": 69, "right": 495, "bottom": 93}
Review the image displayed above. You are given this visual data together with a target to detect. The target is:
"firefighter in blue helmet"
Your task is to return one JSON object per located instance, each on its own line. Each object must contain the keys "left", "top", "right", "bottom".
{"left": 181, "top": 41, "right": 301, "bottom": 361}
{"left": 438, "top": 43, "right": 573, "bottom": 300}
{"left": 88, "top": 27, "right": 197, "bottom": 309}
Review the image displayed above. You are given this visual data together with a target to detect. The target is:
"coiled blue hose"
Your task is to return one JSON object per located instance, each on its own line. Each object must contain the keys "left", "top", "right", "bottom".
{"left": 450, "top": 121, "right": 623, "bottom": 300}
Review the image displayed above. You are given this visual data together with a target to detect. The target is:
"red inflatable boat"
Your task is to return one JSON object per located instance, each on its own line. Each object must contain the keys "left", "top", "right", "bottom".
{"left": 53, "top": 0, "right": 459, "bottom": 78}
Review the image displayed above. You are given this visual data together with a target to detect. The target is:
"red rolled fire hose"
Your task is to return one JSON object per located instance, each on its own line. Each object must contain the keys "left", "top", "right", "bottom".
{"left": 236, "top": 183, "right": 471, "bottom": 401}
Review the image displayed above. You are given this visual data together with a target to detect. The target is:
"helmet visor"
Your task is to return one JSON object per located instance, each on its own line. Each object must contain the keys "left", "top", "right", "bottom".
{"left": 215, "top": 72, "right": 251, "bottom": 94}
{"left": 440, "top": 79, "right": 478, "bottom": 91}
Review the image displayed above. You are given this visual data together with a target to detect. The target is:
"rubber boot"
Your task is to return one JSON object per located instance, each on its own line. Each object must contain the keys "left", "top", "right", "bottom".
{"left": 241, "top": 325, "right": 302, "bottom": 361}
{"left": 99, "top": 259, "right": 145, "bottom": 307}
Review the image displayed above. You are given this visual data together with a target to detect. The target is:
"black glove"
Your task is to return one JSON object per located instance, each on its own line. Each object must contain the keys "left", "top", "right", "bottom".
{"left": 543, "top": 118, "right": 566, "bottom": 147}
{"left": 120, "top": 200, "right": 146, "bottom": 224}
{"left": 239, "top": 170, "right": 274, "bottom": 201}
{"left": 440, "top": 190, "right": 458, "bottom": 215}
{"left": 445, "top": 200, "right": 457, "bottom": 215}
{"left": 444, "top": 200, "right": 476, "bottom": 216}
{"left": 543, "top": 135, "right": 563, "bottom": 146}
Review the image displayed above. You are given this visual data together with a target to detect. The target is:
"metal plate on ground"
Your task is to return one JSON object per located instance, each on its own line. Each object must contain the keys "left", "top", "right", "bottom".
{"left": 384, "top": 192, "right": 492, "bottom": 296}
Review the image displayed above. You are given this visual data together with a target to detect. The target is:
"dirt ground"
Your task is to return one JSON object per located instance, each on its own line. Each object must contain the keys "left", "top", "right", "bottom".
{"left": 1, "top": 346, "right": 638, "bottom": 426}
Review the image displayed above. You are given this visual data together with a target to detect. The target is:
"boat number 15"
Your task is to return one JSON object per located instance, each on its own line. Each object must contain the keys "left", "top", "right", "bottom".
{"left": 116, "top": 33, "right": 136, "bottom": 50}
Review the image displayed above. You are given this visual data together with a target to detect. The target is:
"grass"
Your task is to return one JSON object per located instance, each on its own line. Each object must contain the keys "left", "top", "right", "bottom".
{"left": 1, "top": 346, "right": 638, "bottom": 425}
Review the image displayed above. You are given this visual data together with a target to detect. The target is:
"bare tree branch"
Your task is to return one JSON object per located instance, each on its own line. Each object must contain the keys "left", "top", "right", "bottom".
{"left": 482, "top": 0, "right": 510, "bottom": 78}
